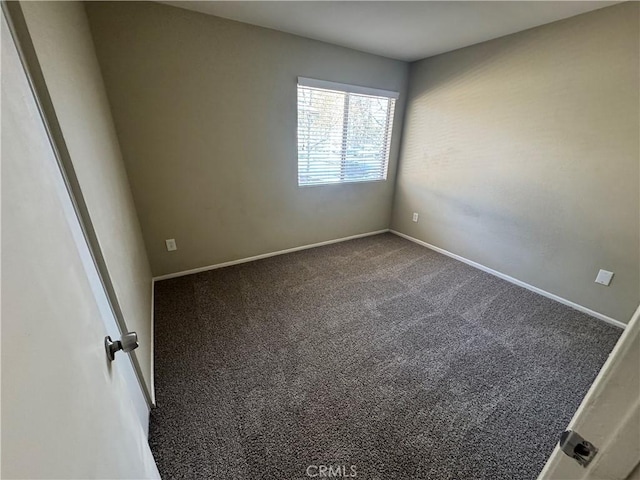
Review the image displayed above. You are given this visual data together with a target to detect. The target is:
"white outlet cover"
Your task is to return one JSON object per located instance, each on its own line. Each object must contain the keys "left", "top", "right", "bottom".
{"left": 165, "top": 238, "right": 177, "bottom": 251}
{"left": 595, "top": 269, "right": 614, "bottom": 286}
{"left": 412, "top": 212, "right": 419, "bottom": 222}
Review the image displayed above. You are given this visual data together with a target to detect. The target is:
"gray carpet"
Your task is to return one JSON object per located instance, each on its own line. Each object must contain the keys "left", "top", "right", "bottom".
{"left": 149, "top": 233, "right": 621, "bottom": 479}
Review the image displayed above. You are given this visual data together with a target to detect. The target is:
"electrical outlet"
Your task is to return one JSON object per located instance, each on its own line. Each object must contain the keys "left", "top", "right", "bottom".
{"left": 412, "top": 212, "right": 419, "bottom": 223}
{"left": 165, "top": 238, "right": 177, "bottom": 251}
{"left": 595, "top": 269, "right": 614, "bottom": 286}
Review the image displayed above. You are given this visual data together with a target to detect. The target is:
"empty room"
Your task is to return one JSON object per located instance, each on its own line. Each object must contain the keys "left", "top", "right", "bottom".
{"left": 2, "top": 1, "right": 639, "bottom": 479}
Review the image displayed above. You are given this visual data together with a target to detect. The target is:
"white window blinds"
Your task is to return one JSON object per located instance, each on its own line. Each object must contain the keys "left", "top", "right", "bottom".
{"left": 297, "top": 77, "right": 398, "bottom": 186}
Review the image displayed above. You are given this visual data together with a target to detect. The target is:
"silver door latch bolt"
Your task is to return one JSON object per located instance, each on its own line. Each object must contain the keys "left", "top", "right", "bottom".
{"left": 105, "top": 332, "right": 139, "bottom": 361}
{"left": 559, "top": 429, "right": 598, "bottom": 468}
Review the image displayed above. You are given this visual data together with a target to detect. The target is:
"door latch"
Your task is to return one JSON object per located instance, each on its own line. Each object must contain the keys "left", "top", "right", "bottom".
{"left": 105, "top": 332, "right": 138, "bottom": 361}
{"left": 559, "top": 430, "right": 598, "bottom": 467}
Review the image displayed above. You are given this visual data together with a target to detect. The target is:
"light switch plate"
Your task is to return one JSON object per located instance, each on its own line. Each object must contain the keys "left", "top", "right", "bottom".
{"left": 595, "top": 269, "right": 614, "bottom": 286}
{"left": 165, "top": 238, "right": 177, "bottom": 251}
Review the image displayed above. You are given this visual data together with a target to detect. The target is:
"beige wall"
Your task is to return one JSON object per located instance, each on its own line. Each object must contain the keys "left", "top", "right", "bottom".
{"left": 391, "top": 3, "right": 639, "bottom": 323}
{"left": 85, "top": 1, "right": 409, "bottom": 277}
{"left": 21, "top": 2, "right": 154, "bottom": 391}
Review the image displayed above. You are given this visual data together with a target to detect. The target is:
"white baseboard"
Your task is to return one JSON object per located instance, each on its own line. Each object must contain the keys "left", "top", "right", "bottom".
{"left": 390, "top": 230, "right": 627, "bottom": 330}
{"left": 153, "top": 229, "right": 390, "bottom": 281}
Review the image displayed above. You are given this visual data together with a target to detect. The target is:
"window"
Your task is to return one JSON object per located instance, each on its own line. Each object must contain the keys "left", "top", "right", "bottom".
{"left": 297, "top": 77, "right": 398, "bottom": 186}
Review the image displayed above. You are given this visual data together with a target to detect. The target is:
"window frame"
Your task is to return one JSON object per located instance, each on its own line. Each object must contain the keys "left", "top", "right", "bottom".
{"left": 296, "top": 77, "right": 399, "bottom": 188}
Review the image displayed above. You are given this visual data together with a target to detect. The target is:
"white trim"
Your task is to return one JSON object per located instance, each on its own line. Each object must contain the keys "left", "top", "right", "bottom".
{"left": 149, "top": 280, "right": 156, "bottom": 408}
{"left": 153, "top": 230, "right": 390, "bottom": 281}
{"left": 298, "top": 76, "right": 400, "bottom": 99}
{"left": 390, "top": 230, "right": 627, "bottom": 330}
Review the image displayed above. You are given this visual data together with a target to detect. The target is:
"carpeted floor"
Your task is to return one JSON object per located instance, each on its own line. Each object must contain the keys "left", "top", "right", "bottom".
{"left": 149, "top": 233, "right": 621, "bottom": 479}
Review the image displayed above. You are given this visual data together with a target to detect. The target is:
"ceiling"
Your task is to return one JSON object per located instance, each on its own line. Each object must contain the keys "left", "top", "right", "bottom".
{"left": 160, "top": 1, "right": 621, "bottom": 62}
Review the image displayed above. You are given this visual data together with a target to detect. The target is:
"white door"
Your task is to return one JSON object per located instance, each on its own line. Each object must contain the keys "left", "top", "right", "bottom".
{"left": 538, "top": 305, "right": 640, "bottom": 480}
{"left": 1, "top": 12, "right": 159, "bottom": 479}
